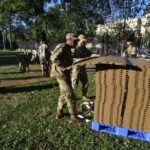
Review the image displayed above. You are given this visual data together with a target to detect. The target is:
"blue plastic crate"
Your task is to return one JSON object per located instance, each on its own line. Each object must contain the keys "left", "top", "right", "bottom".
{"left": 92, "top": 122, "right": 150, "bottom": 142}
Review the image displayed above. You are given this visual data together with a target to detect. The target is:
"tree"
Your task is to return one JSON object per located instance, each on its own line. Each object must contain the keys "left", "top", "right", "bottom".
{"left": 58, "top": 0, "right": 105, "bottom": 36}
{"left": 0, "top": 13, "right": 9, "bottom": 50}
{"left": 142, "top": 7, "right": 150, "bottom": 48}
{"left": 0, "top": 0, "right": 16, "bottom": 49}
{"left": 13, "top": 0, "right": 53, "bottom": 44}
{"left": 0, "top": 0, "right": 149, "bottom": 46}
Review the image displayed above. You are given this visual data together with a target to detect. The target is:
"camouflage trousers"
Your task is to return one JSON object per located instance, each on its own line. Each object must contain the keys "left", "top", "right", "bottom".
{"left": 39, "top": 58, "right": 50, "bottom": 76}
{"left": 19, "top": 62, "right": 29, "bottom": 72}
{"left": 71, "top": 66, "right": 88, "bottom": 97}
{"left": 52, "top": 64, "right": 77, "bottom": 115}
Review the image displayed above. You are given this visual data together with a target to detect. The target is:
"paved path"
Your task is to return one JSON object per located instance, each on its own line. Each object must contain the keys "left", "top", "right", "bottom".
{"left": 0, "top": 65, "right": 51, "bottom": 88}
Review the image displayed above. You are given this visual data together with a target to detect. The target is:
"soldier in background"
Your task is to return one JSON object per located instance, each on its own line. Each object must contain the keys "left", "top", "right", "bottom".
{"left": 116, "top": 38, "right": 126, "bottom": 57}
{"left": 134, "top": 30, "right": 141, "bottom": 56}
{"left": 38, "top": 41, "right": 50, "bottom": 76}
{"left": 126, "top": 41, "right": 137, "bottom": 58}
{"left": 16, "top": 52, "right": 32, "bottom": 72}
{"left": 71, "top": 34, "right": 92, "bottom": 102}
{"left": 102, "top": 32, "right": 109, "bottom": 56}
{"left": 50, "top": 33, "right": 81, "bottom": 124}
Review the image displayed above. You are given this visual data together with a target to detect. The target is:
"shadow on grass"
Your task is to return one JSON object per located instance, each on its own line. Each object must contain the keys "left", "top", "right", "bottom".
{"left": 0, "top": 75, "right": 44, "bottom": 80}
{"left": 0, "top": 71, "right": 24, "bottom": 75}
{"left": 30, "top": 70, "right": 41, "bottom": 72}
{"left": 0, "top": 82, "right": 58, "bottom": 94}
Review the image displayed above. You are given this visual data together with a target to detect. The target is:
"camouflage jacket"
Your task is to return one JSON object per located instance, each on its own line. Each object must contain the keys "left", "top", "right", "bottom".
{"left": 73, "top": 46, "right": 92, "bottom": 59}
{"left": 51, "top": 43, "right": 73, "bottom": 68}
{"left": 38, "top": 43, "right": 49, "bottom": 60}
{"left": 127, "top": 45, "right": 137, "bottom": 56}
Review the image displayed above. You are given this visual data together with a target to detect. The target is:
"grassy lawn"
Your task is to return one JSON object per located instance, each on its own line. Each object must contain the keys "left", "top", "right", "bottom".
{"left": 0, "top": 67, "right": 31, "bottom": 79}
{"left": 0, "top": 66, "right": 150, "bottom": 150}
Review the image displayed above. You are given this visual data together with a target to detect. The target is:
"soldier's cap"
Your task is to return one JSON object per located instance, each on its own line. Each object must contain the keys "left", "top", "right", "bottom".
{"left": 78, "top": 34, "right": 87, "bottom": 42}
{"left": 66, "top": 33, "right": 76, "bottom": 40}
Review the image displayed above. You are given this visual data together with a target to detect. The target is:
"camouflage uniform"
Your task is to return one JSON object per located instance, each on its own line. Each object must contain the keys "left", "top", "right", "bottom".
{"left": 38, "top": 43, "right": 50, "bottom": 76}
{"left": 102, "top": 32, "right": 109, "bottom": 56}
{"left": 71, "top": 42, "right": 92, "bottom": 101}
{"left": 126, "top": 43, "right": 137, "bottom": 58}
{"left": 16, "top": 53, "right": 32, "bottom": 72}
{"left": 51, "top": 42, "right": 80, "bottom": 123}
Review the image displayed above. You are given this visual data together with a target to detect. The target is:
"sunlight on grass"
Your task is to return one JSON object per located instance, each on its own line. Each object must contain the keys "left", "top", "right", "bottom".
{"left": 0, "top": 67, "right": 31, "bottom": 79}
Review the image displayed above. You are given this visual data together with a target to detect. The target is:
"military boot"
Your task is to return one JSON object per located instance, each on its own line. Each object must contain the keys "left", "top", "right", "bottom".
{"left": 56, "top": 110, "right": 63, "bottom": 119}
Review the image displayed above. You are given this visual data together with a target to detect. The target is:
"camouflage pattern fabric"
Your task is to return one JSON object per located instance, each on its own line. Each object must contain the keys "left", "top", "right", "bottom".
{"left": 71, "top": 46, "right": 91, "bottom": 98}
{"left": 16, "top": 53, "right": 32, "bottom": 72}
{"left": 127, "top": 45, "right": 137, "bottom": 58}
{"left": 51, "top": 43, "right": 77, "bottom": 116}
{"left": 71, "top": 66, "right": 88, "bottom": 97}
{"left": 38, "top": 43, "right": 50, "bottom": 76}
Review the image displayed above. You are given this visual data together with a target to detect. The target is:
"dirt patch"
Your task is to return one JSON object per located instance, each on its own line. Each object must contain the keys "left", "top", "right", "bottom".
{"left": 0, "top": 65, "right": 52, "bottom": 88}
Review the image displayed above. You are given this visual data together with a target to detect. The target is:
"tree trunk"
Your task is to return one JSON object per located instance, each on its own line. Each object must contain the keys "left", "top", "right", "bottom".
{"left": 9, "top": 14, "right": 13, "bottom": 49}
{"left": 34, "top": 1, "right": 48, "bottom": 45}
{"left": 2, "top": 30, "right": 6, "bottom": 50}
{"left": 35, "top": 27, "right": 47, "bottom": 44}
{"left": 135, "top": 19, "right": 142, "bottom": 54}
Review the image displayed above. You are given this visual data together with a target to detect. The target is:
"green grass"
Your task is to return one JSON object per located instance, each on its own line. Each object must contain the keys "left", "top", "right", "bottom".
{"left": 0, "top": 67, "right": 31, "bottom": 79}
{"left": 0, "top": 68, "right": 150, "bottom": 149}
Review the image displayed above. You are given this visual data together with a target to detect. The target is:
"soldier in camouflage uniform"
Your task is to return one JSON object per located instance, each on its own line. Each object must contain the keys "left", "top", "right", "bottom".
{"left": 126, "top": 41, "right": 137, "bottom": 58}
{"left": 71, "top": 34, "right": 92, "bottom": 102}
{"left": 50, "top": 33, "right": 81, "bottom": 124}
{"left": 102, "top": 32, "right": 109, "bottom": 56}
{"left": 38, "top": 41, "right": 50, "bottom": 76}
{"left": 16, "top": 52, "right": 32, "bottom": 72}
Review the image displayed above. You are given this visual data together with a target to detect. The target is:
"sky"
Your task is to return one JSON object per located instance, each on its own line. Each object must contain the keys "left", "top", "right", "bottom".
{"left": 136, "top": 0, "right": 150, "bottom": 18}
{"left": 45, "top": 0, "right": 61, "bottom": 11}
{"left": 107, "top": 0, "right": 150, "bottom": 22}
{"left": 45, "top": 0, "right": 150, "bottom": 20}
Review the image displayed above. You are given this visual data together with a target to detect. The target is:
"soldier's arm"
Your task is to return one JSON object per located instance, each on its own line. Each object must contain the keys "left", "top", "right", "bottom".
{"left": 50, "top": 44, "right": 64, "bottom": 63}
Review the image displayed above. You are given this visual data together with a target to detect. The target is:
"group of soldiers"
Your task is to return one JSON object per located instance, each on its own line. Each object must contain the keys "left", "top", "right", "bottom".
{"left": 38, "top": 33, "right": 139, "bottom": 124}
{"left": 16, "top": 32, "right": 139, "bottom": 124}
{"left": 17, "top": 33, "right": 91, "bottom": 124}
{"left": 50, "top": 33, "right": 92, "bottom": 124}
{"left": 36, "top": 33, "right": 91, "bottom": 124}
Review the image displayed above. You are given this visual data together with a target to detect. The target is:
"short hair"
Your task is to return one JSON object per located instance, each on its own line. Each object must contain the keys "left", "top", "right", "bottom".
{"left": 66, "top": 33, "right": 75, "bottom": 40}
{"left": 78, "top": 34, "right": 87, "bottom": 42}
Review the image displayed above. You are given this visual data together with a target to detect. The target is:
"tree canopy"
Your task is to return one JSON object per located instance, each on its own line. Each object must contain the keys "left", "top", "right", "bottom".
{"left": 0, "top": 0, "right": 149, "bottom": 47}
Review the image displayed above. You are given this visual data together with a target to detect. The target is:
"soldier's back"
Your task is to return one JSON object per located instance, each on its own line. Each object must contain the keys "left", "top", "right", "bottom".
{"left": 51, "top": 43, "right": 73, "bottom": 67}
{"left": 38, "top": 43, "right": 48, "bottom": 59}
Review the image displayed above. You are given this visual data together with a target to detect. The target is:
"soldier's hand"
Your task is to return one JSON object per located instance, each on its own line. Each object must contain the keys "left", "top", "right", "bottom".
{"left": 73, "top": 58, "right": 82, "bottom": 63}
